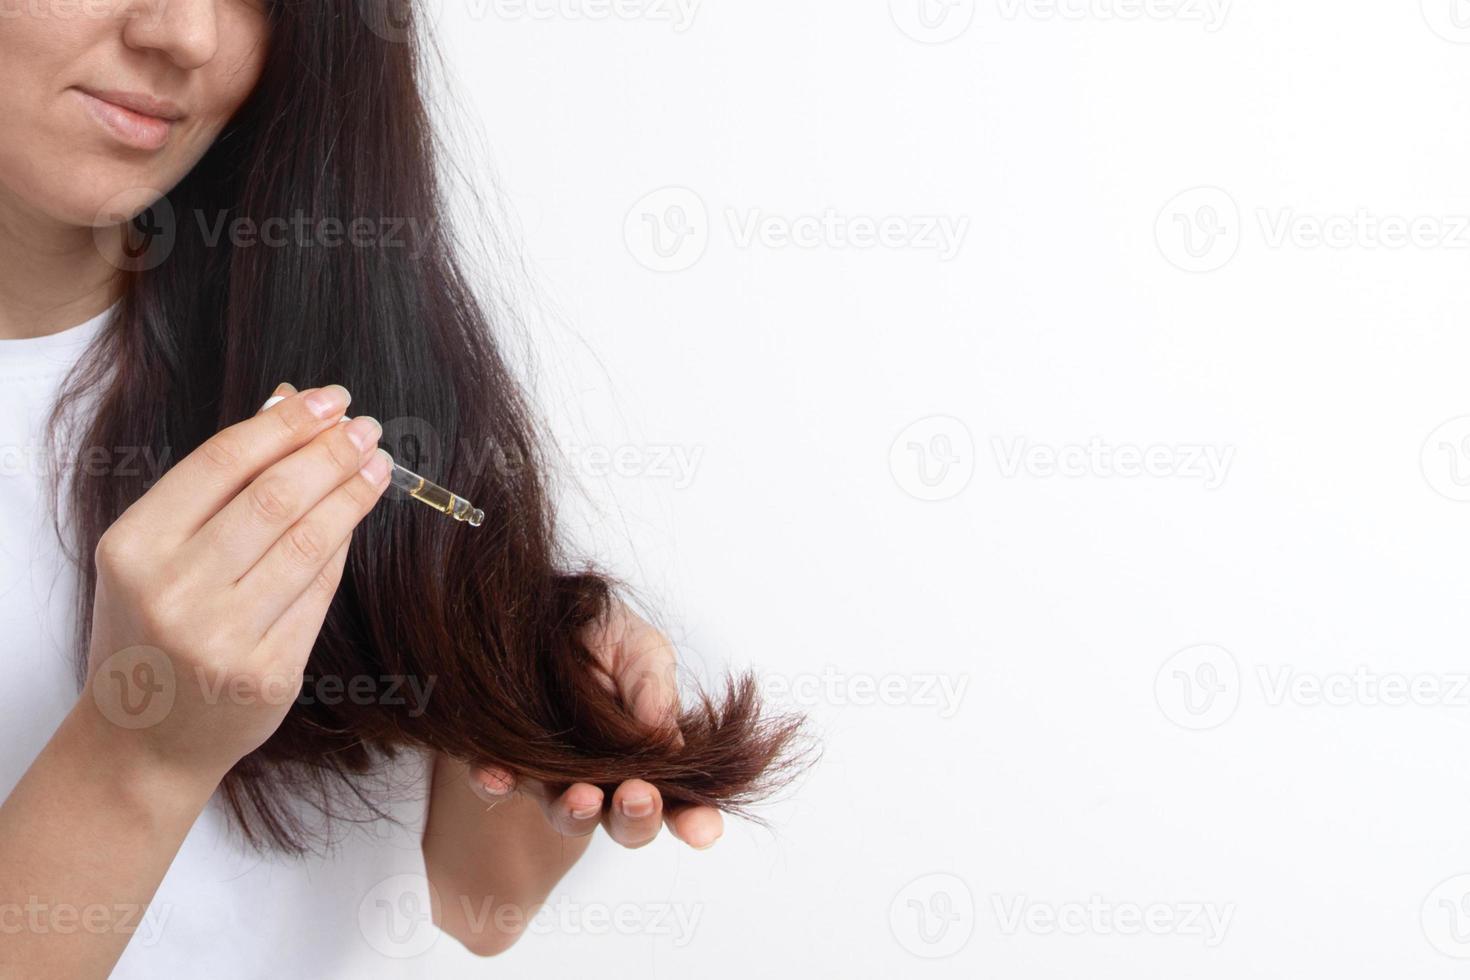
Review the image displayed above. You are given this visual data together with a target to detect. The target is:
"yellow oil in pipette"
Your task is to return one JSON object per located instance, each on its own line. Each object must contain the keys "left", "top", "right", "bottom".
{"left": 389, "top": 463, "right": 484, "bottom": 527}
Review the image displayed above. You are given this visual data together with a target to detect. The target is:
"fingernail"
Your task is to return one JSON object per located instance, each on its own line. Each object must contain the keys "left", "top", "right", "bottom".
{"left": 306, "top": 384, "right": 351, "bottom": 419}
{"left": 479, "top": 777, "right": 514, "bottom": 797}
{"left": 620, "top": 795, "right": 654, "bottom": 819}
{"left": 345, "top": 416, "right": 381, "bottom": 452}
{"left": 359, "top": 449, "right": 391, "bottom": 485}
{"left": 570, "top": 803, "right": 602, "bottom": 820}
{"left": 257, "top": 382, "right": 296, "bottom": 413}
{"left": 691, "top": 832, "right": 722, "bottom": 851}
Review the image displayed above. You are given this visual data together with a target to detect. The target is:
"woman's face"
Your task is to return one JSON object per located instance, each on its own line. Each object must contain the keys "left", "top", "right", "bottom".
{"left": 0, "top": 0, "right": 270, "bottom": 228}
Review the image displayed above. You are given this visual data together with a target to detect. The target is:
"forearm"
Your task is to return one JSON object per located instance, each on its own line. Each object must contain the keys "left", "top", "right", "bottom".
{"left": 0, "top": 697, "right": 218, "bottom": 979}
{"left": 422, "top": 753, "right": 592, "bottom": 957}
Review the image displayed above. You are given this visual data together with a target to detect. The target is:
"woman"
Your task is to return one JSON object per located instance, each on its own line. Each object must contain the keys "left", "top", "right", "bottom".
{"left": 0, "top": 0, "right": 801, "bottom": 976}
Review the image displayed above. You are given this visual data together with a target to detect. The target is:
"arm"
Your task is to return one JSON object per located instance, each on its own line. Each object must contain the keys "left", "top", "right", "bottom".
{"left": 0, "top": 699, "right": 217, "bottom": 979}
{"left": 0, "top": 383, "right": 387, "bottom": 978}
{"left": 421, "top": 753, "right": 594, "bottom": 957}
{"left": 423, "top": 604, "right": 724, "bottom": 957}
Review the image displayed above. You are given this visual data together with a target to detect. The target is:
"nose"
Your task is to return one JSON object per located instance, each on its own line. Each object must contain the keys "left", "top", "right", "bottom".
{"left": 121, "top": 0, "right": 220, "bottom": 71}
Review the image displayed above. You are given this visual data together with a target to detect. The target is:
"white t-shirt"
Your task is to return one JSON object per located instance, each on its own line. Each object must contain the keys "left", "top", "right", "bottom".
{"left": 0, "top": 308, "right": 445, "bottom": 977}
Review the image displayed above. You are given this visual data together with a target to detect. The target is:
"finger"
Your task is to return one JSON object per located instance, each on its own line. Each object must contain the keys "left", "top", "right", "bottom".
{"left": 467, "top": 766, "right": 517, "bottom": 803}
{"left": 536, "top": 783, "right": 604, "bottom": 838}
{"left": 256, "top": 530, "right": 351, "bottom": 663}
{"left": 626, "top": 654, "right": 681, "bottom": 733}
{"left": 235, "top": 448, "right": 392, "bottom": 632}
{"left": 259, "top": 381, "right": 298, "bottom": 408}
{"left": 603, "top": 779, "right": 663, "bottom": 849}
{"left": 189, "top": 414, "right": 383, "bottom": 584}
{"left": 464, "top": 771, "right": 603, "bottom": 839}
{"left": 665, "top": 805, "right": 724, "bottom": 850}
{"left": 587, "top": 607, "right": 683, "bottom": 738}
{"left": 132, "top": 384, "right": 354, "bottom": 541}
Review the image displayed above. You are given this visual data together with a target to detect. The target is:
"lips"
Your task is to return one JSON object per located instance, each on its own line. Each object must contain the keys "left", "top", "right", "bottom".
{"left": 74, "top": 88, "right": 185, "bottom": 152}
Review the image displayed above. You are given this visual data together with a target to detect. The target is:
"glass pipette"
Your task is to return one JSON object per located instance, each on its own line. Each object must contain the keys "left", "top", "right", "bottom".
{"left": 259, "top": 393, "right": 484, "bottom": 527}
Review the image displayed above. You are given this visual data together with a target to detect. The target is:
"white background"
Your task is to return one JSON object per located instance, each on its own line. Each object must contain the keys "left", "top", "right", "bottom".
{"left": 409, "top": 1, "right": 1470, "bottom": 976}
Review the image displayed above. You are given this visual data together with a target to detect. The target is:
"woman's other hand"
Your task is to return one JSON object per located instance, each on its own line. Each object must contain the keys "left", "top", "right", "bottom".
{"left": 466, "top": 603, "right": 724, "bottom": 851}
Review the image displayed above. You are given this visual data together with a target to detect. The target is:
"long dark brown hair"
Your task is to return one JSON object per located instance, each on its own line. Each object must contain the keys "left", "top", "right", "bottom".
{"left": 50, "top": 0, "right": 805, "bottom": 852}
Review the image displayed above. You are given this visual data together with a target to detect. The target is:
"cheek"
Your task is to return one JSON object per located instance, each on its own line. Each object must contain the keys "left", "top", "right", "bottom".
{"left": 0, "top": 16, "right": 99, "bottom": 151}
{"left": 0, "top": 17, "right": 117, "bottom": 224}
{"left": 0, "top": 9, "right": 96, "bottom": 81}
{"left": 167, "top": 20, "right": 270, "bottom": 180}
{"left": 151, "top": 15, "right": 268, "bottom": 200}
{"left": 203, "top": 12, "right": 271, "bottom": 133}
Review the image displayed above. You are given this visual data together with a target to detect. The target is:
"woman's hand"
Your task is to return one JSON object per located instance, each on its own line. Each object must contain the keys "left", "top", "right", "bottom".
{"left": 84, "top": 382, "right": 391, "bottom": 786}
{"left": 466, "top": 604, "right": 725, "bottom": 850}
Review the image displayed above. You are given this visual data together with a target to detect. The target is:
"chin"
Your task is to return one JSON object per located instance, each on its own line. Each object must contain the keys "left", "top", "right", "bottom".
{"left": 85, "top": 183, "right": 172, "bottom": 228}
{"left": 24, "top": 159, "right": 176, "bottom": 230}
